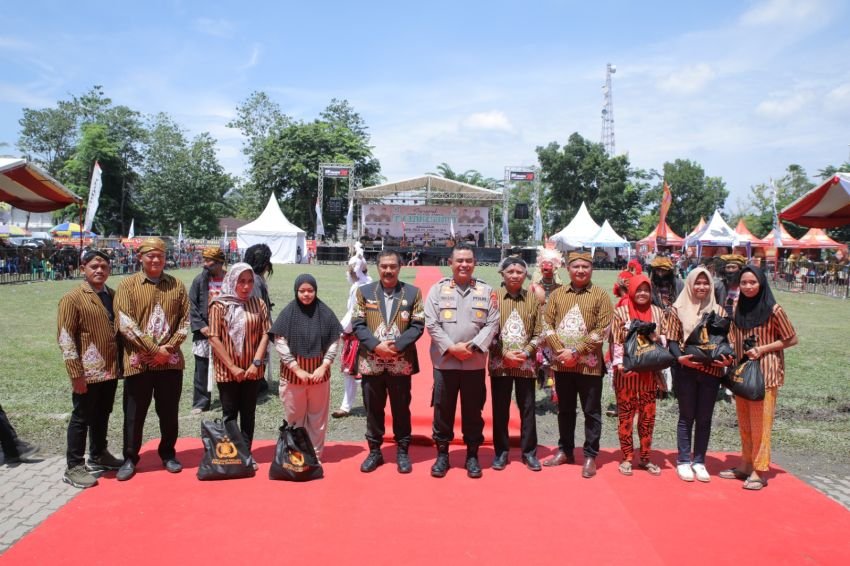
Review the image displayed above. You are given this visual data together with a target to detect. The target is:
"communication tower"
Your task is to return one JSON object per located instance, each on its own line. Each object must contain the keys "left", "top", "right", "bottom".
{"left": 601, "top": 63, "right": 616, "bottom": 155}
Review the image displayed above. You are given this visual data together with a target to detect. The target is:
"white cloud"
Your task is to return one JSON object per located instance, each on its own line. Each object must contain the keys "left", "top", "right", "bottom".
{"left": 242, "top": 43, "right": 261, "bottom": 69}
{"left": 825, "top": 82, "right": 850, "bottom": 110}
{"left": 755, "top": 91, "right": 813, "bottom": 118}
{"left": 739, "top": 0, "right": 826, "bottom": 27}
{"left": 0, "top": 83, "right": 55, "bottom": 107}
{"left": 657, "top": 64, "right": 716, "bottom": 94}
{"left": 460, "top": 110, "right": 514, "bottom": 132}
{"left": 193, "top": 17, "right": 235, "bottom": 38}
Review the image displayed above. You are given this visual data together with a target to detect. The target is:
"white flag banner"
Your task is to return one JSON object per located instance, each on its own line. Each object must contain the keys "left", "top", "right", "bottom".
{"left": 83, "top": 161, "right": 103, "bottom": 233}
{"left": 345, "top": 199, "right": 353, "bottom": 238}
{"left": 533, "top": 206, "right": 543, "bottom": 241}
{"left": 315, "top": 198, "right": 325, "bottom": 237}
{"left": 178, "top": 222, "right": 183, "bottom": 243}
{"left": 501, "top": 205, "right": 510, "bottom": 245}
{"left": 127, "top": 218, "right": 135, "bottom": 238}
{"left": 450, "top": 218, "right": 456, "bottom": 238}
{"left": 770, "top": 178, "right": 782, "bottom": 249}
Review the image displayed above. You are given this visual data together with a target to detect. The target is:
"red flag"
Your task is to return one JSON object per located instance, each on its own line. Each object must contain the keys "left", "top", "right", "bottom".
{"left": 657, "top": 181, "right": 672, "bottom": 245}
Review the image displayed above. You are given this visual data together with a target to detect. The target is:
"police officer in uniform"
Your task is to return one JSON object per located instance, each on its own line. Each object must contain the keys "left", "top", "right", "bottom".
{"left": 424, "top": 243, "right": 500, "bottom": 478}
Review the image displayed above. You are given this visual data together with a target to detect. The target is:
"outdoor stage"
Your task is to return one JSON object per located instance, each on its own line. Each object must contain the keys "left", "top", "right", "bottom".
{"left": 317, "top": 245, "right": 536, "bottom": 266}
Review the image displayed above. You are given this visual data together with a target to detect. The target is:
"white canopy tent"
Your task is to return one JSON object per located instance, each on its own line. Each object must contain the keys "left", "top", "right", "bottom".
{"left": 585, "top": 220, "right": 631, "bottom": 259}
{"left": 684, "top": 210, "right": 746, "bottom": 256}
{"left": 549, "top": 202, "right": 601, "bottom": 251}
{"left": 237, "top": 194, "right": 307, "bottom": 264}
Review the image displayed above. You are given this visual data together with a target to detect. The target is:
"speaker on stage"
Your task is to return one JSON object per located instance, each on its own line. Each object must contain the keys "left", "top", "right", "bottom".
{"left": 514, "top": 203, "right": 529, "bottom": 219}
{"left": 328, "top": 197, "right": 344, "bottom": 215}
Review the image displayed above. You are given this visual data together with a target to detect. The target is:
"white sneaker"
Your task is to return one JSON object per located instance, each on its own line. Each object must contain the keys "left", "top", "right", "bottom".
{"left": 692, "top": 463, "right": 710, "bottom": 482}
{"left": 677, "top": 463, "right": 695, "bottom": 482}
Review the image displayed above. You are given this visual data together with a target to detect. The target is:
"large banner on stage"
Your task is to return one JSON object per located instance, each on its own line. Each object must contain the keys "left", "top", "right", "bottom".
{"left": 361, "top": 205, "right": 489, "bottom": 240}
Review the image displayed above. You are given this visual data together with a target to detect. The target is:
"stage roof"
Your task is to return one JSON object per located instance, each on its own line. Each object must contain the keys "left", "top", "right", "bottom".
{"left": 0, "top": 158, "right": 82, "bottom": 212}
{"left": 354, "top": 175, "right": 503, "bottom": 203}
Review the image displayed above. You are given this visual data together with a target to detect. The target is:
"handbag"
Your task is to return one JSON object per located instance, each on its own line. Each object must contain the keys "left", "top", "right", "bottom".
{"left": 269, "top": 421, "right": 324, "bottom": 482}
{"left": 684, "top": 312, "right": 734, "bottom": 364}
{"left": 197, "top": 419, "right": 256, "bottom": 481}
{"left": 341, "top": 333, "right": 360, "bottom": 376}
{"left": 723, "top": 337, "right": 766, "bottom": 401}
{"left": 623, "top": 320, "right": 676, "bottom": 372}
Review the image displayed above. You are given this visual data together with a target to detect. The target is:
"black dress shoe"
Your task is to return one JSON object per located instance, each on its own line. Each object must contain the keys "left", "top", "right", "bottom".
{"left": 582, "top": 456, "right": 597, "bottom": 478}
{"left": 116, "top": 460, "right": 136, "bottom": 481}
{"left": 360, "top": 450, "right": 384, "bottom": 473}
{"left": 163, "top": 458, "right": 183, "bottom": 473}
{"left": 543, "top": 450, "right": 575, "bottom": 467}
{"left": 431, "top": 452, "right": 450, "bottom": 478}
{"left": 491, "top": 452, "right": 509, "bottom": 471}
{"left": 465, "top": 456, "right": 483, "bottom": 479}
{"left": 522, "top": 454, "right": 542, "bottom": 472}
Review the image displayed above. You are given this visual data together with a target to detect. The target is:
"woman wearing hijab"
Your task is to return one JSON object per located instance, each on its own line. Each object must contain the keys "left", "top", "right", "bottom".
{"left": 208, "top": 263, "right": 271, "bottom": 465}
{"left": 667, "top": 267, "right": 733, "bottom": 482}
{"left": 271, "top": 274, "right": 342, "bottom": 458}
{"left": 720, "top": 266, "right": 797, "bottom": 490}
{"left": 610, "top": 274, "right": 671, "bottom": 476}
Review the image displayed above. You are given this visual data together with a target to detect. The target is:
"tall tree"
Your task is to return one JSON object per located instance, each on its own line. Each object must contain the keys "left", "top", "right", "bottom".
{"left": 537, "top": 133, "right": 645, "bottom": 240}
{"left": 136, "top": 114, "right": 234, "bottom": 237}
{"left": 17, "top": 102, "right": 78, "bottom": 173}
{"left": 746, "top": 164, "right": 815, "bottom": 238}
{"left": 642, "top": 159, "right": 729, "bottom": 237}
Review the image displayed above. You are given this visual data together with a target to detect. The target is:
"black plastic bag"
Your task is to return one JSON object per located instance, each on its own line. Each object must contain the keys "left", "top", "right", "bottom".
{"left": 623, "top": 320, "right": 676, "bottom": 372}
{"left": 684, "top": 312, "right": 734, "bottom": 364}
{"left": 269, "top": 421, "right": 324, "bottom": 482}
{"left": 197, "top": 419, "right": 256, "bottom": 481}
{"left": 723, "top": 337, "right": 765, "bottom": 401}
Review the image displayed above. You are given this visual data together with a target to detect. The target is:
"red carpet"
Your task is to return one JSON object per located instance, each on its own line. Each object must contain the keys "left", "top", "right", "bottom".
{"left": 397, "top": 266, "right": 521, "bottom": 445}
{"left": 3, "top": 439, "right": 848, "bottom": 565}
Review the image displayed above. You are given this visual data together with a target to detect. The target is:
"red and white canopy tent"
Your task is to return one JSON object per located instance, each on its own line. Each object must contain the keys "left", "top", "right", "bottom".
{"left": 686, "top": 216, "right": 706, "bottom": 239}
{"left": 734, "top": 219, "right": 763, "bottom": 246}
{"left": 796, "top": 227, "right": 846, "bottom": 252}
{"left": 780, "top": 172, "right": 850, "bottom": 228}
{"left": 0, "top": 158, "right": 82, "bottom": 212}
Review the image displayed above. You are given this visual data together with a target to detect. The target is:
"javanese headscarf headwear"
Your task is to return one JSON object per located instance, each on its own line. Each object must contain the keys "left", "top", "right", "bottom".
{"left": 137, "top": 237, "right": 166, "bottom": 255}
{"left": 567, "top": 251, "right": 593, "bottom": 264}
{"left": 650, "top": 256, "right": 674, "bottom": 270}
{"left": 671, "top": 266, "right": 718, "bottom": 338}
{"left": 210, "top": 262, "right": 254, "bottom": 352}
{"left": 720, "top": 254, "right": 747, "bottom": 267}
{"left": 202, "top": 246, "right": 225, "bottom": 263}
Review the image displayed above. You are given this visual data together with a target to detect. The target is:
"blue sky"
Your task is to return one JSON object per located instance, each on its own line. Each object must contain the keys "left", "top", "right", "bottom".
{"left": 2, "top": 0, "right": 849, "bottom": 211}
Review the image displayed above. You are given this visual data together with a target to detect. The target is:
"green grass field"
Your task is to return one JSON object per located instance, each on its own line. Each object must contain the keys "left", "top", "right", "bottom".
{"left": 1, "top": 264, "right": 848, "bottom": 475}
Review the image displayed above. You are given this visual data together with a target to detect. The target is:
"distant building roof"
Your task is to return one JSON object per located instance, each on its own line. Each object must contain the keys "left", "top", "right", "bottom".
{"left": 219, "top": 217, "right": 249, "bottom": 234}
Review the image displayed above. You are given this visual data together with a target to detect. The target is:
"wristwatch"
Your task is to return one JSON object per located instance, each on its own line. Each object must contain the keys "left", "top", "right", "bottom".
{"left": 252, "top": 359, "right": 262, "bottom": 367}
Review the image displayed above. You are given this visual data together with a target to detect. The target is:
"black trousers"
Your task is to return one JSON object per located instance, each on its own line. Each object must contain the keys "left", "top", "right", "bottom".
{"left": 0, "top": 403, "right": 20, "bottom": 458}
{"left": 122, "top": 369, "right": 182, "bottom": 464}
{"left": 554, "top": 371, "right": 603, "bottom": 458}
{"left": 361, "top": 373, "right": 412, "bottom": 446}
{"left": 192, "top": 354, "right": 211, "bottom": 410}
{"left": 217, "top": 380, "right": 261, "bottom": 451}
{"left": 675, "top": 365, "right": 720, "bottom": 465}
{"left": 67, "top": 380, "right": 118, "bottom": 468}
{"left": 490, "top": 374, "right": 537, "bottom": 458}
{"left": 432, "top": 368, "right": 486, "bottom": 447}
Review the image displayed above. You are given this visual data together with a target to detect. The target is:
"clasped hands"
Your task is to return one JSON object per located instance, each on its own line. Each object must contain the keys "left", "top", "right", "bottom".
{"left": 293, "top": 363, "right": 330, "bottom": 383}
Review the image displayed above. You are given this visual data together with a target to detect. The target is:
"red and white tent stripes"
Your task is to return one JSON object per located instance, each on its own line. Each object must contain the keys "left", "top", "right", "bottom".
{"left": 780, "top": 172, "right": 850, "bottom": 228}
{"left": 0, "top": 158, "right": 82, "bottom": 213}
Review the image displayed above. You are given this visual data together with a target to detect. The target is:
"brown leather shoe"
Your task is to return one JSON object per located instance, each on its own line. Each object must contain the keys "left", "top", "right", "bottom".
{"left": 543, "top": 450, "right": 575, "bottom": 467}
{"left": 582, "top": 456, "right": 597, "bottom": 478}
{"left": 331, "top": 410, "right": 349, "bottom": 419}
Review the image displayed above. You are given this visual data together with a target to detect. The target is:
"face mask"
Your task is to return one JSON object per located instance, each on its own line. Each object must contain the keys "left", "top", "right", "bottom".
{"left": 724, "top": 270, "right": 741, "bottom": 285}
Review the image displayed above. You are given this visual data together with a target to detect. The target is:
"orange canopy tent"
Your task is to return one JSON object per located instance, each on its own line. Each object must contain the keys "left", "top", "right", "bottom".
{"left": 734, "top": 219, "right": 763, "bottom": 246}
{"left": 795, "top": 228, "right": 846, "bottom": 251}
{"left": 637, "top": 221, "right": 684, "bottom": 250}
{"left": 759, "top": 223, "right": 801, "bottom": 248}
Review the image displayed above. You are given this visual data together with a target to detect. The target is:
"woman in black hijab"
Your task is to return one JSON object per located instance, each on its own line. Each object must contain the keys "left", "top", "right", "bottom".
{"left": 721, "top": 265, "right": 798, "bottom": 490}
{"left": 271, "top": 274, "right": 342, "bottom": 458}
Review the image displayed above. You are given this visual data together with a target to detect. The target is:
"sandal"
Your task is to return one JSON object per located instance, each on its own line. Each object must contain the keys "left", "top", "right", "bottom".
{"left": 718, "top": 468, "right": 750, "bottom": 481}
{"left": 618, "top": 460, "right": 633, "bottom": 476}
{"left": 638, "top": 460, "right": 661, "bottom": 476}
{"left": 743, "top": 477, "right": 768, "bottom": 491}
